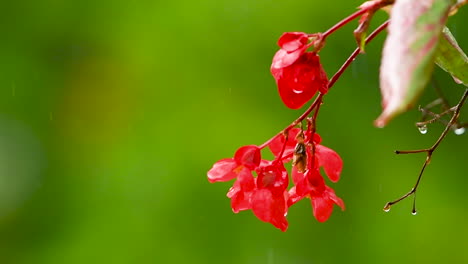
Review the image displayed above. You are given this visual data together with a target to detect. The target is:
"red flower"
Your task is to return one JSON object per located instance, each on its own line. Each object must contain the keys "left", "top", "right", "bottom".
{"left": 207, "top": 145, "right": 261, "bottom": 183}
{"left": 268, "top": 128, "right": 341, "bottom": 182}
{"left": 288, "top": 143, "right": 345, "bottom": 222}
{"left": 208, "top": 145, "right": 260, "bottom": 212}
{"left": 208, "top": 131, "right": 343, "bottom": 229}
{"left": 271, "top": 32, "right": 329, "bottom": 109}
{"left": 208, "top": 146, "right": 290, "bottom": 231}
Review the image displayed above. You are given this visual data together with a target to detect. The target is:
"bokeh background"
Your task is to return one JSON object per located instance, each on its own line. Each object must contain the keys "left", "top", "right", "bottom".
{"left": 0, "top": 1, "right": 467, "bottom": 263}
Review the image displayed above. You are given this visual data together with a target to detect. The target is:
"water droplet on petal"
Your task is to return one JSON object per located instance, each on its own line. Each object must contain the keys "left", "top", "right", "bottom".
{"left": 418, "top": 125, "right": 427, "bottom": 134}
{"left": 454, "top": 127, "right": 465, "bottom": 135}
{"left": 383, "top": 203, "right": 391, "bottom": 212}
{"left": 292, "top": 88, "right": 303, "bottom": 94}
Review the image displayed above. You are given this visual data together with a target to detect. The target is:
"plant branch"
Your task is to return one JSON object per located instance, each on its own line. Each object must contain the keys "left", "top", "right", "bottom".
{"left": 416, "top": 106, "right": 457, "bottom": 127}
{"left": 322, "top": 8, "right": 368, "bottom": 40}
{"left": 384, "top": 88, "right": 468, "bottom": 213}
{"left": 328, "top": 20, "right": 389, "bottom": 89}
{"left": 322, "top": 0, "right": 392, "bottom": 40}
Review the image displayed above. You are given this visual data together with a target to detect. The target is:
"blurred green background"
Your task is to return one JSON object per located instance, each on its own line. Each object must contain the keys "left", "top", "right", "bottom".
{"left": 0, "top": 0, "right": 467, "bottom": 263}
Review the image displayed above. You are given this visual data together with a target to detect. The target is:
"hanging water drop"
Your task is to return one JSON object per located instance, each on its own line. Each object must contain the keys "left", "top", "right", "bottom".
{"left": 411, "top": 210, "right": 417, "bottom": 216}
{"left": 383, "top": 203, "right": 391, "bottom": 212}
{"left": 454, "top": 127, "right": 465, "bottom": 135}
{"left": 418, "top": 125, "right": 428, "bottom": 134}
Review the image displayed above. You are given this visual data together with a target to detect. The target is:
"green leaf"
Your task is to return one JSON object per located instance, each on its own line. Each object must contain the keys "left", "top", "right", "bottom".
{"left": 435, "top": 27, "right": 468, "bottom": 86}
{"left": 375, "top": 0, "right": 456, "bottom": 127}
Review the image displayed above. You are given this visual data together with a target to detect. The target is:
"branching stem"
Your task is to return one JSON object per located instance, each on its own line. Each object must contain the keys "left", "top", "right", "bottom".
{"left": 384, "top": 88, "right": 468, "bottom": 213}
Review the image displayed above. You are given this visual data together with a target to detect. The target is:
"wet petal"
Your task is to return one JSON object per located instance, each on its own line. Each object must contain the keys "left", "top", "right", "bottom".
{"left": 311, "top": 194, "right": 334, "bottom": 222}
{"left": 251, "top": 189, "right": 288, "bottom": 231}
{"left": 274, "top": 53, "right": 328, "bottom": 109}
{"left": 207, "top": 158, "right": 238, "bottom": 183}
{"left": 277, "top": 32, "right": 308, "bottom": 52}
{"left": 231, "top": 190, "right": 251, "bottom": 213}
{"left": 287, "top": 187, "right": 303, "bottom": 207}
{"left": 316, "top": 145, "right": 343, "bottom": 182}
{"left": 234, "top": 145, "right": 261, "bottom": 170}
{"left": 268, "top": 128, "right": 300, "bottom": 160}
{"left": 325, "top": 186, "right": 345, "bottom": 210}
{"left": 237, "top": 167, "right": 255, "bottom": 192}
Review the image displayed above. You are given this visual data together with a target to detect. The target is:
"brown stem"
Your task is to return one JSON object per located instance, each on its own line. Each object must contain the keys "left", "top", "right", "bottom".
{"left": 328, "top": 21, "right": 389, "bottom": 89}
{"left": 322, "top": 9, "right": 368, "bottom": 40}
{"left": 322, "top": 0, "right": 392, "bottom": 40}
{"left": 416, "top": 106, "right": 456, "bottom": 127}
{"left": 385, "top": 88, "right": 468, "bottom": 213}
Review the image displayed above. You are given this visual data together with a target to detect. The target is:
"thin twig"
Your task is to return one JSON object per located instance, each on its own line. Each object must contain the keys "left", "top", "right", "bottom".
{"left": 416, "top": 106, "right": 457, "bottom": 127}
{"left": 328, "top": 21, "right": 389, "bottom": 89}
{"left": 384, "top": 88, "right": 468, "bottom": 214}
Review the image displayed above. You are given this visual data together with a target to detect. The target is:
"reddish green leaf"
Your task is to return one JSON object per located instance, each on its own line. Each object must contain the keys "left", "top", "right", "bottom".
{"left": 435, "top": 27, "right": 468, "bottom": 86}
{"left": 375, "top": 0, "right": 455, "bottom": 127}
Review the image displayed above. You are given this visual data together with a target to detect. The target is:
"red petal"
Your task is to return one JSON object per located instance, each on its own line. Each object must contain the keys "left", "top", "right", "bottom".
{"left": 325, "top": 186, "right": 345, "bottom": 210}
{"left": 307, "top": 168, "right": 326, "bottom": 195}
{"left": 271, "top": 49, "right": 303, "bottom": 72}
{"left": 226, "top": 181, "right": 240, "bottom": 198}
{"left": 271, "top": 32, "right": 309, "bottom": 70}
{"left": 310, "top": 186, "right": 344, "bottom": 222}
{"left": 312, "top": 133, "right": 321, "bottom": 144}
{"left": 251, "top": 189, "right": 288, "bottom": 231}
{"left": 268, "top": 128, "right": 300, "bottom": 160}
{"left": 311, "top": 195, "right": 334, "bottom": 222}
{"left": 207, "top": 159, "right": 238, "bottom": 183}
{"left": 230, "top": 190, "right": 251, "bottom": 213}
{"left": 237, "top": 167, "right": 255, "bottom": 192}
{"left": 291, "top": 166, "right": 304, "bottom": 185}
{"left": 287, "top": 186, "right": 303, "bottom": 207}
{"left": 316, "top": 145, "right": 343, "bottom": 182}
{"left": 275, "top": 53, "right": 328, "bottom": 109}
{"left": 234, "top": 145, "right": 261, "bottom": 170}
{"left": 227, "top": 168, "right": 256, "bottom": 213}
{"left": 277, "top": 32, "right": 308, "bottom": 52}
{"left": 256, "top": 163, "right": 289, "bottom": 195}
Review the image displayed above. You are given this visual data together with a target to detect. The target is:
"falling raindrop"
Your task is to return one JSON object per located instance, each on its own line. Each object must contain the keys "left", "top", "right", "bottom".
{"left": 418, "top": 125, "right": 428, "bottom": 134}
{"left": 454, "top": 127, "right": 465, "bottom": 135}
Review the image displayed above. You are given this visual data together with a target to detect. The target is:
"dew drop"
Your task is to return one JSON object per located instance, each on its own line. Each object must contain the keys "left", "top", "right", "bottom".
{"left": 412, "top": 211, "right": 417, "bottom": 215}
{"left": 454, "top": 127, "right": 465, "bottom": 135}
{"left": 292, "top": 88, "right": 303, "bottom": 94}
{"left": 383, "top": 203, "right": 391, "bottom": 212}
{"left": 418, "top": 125, "right": 428, "bottom": 134}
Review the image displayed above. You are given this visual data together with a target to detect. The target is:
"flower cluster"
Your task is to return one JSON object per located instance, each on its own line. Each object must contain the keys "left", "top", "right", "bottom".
{"left": 208, "top": 0, "right": 455, "bottom": 230}
{"left": 208, "top": 129, "right": 344, "bottom": 231}
{"left": 208, "top": 32, "right": 344, "bottom": 231}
